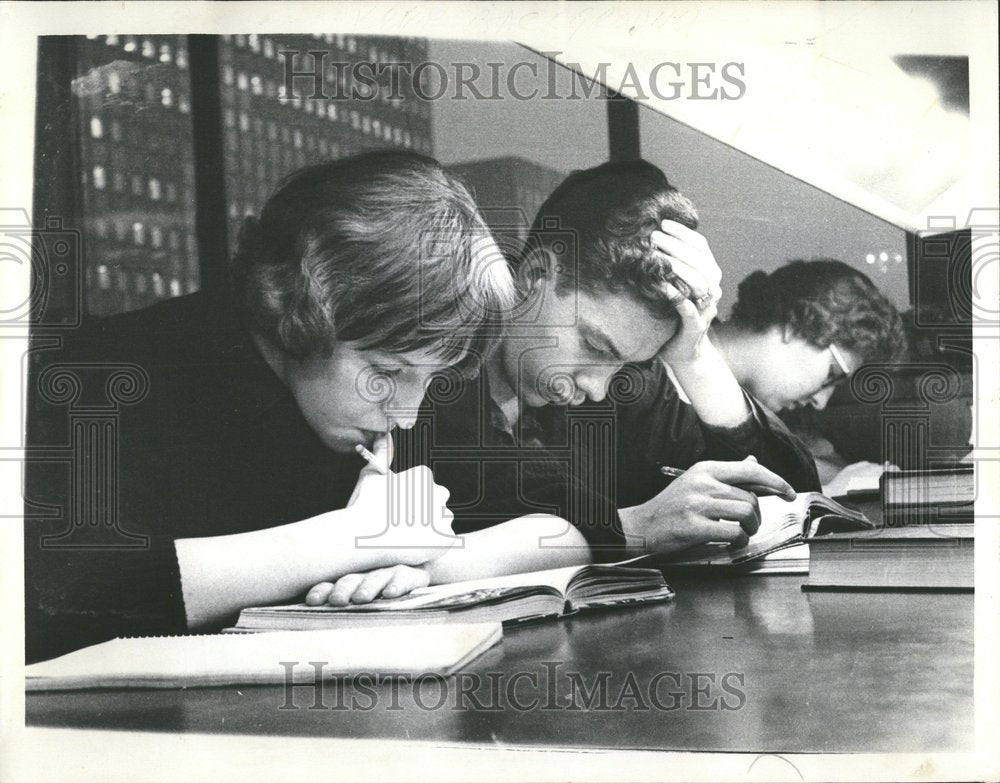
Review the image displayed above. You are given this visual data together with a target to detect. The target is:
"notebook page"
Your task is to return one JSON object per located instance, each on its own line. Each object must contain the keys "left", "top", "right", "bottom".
{"left": 26, "top": 623, "right": 502, "bottom": 690}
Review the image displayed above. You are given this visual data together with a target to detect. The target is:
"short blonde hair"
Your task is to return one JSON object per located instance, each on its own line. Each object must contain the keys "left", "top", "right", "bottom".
{"left": 233, "top": 151, "right": 515, "bottom": 371}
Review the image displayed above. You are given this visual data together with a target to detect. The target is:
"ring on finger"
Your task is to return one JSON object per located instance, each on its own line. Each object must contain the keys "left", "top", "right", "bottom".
{"left": 693, "top": 292, "right": 713, "bottom": 309}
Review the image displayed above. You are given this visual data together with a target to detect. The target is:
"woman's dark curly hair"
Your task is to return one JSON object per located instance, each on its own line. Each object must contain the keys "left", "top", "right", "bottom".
{"left": 730, "top": 259, "right": 908, "bottom": 363}
{"left": 515, "top": 160, "right": 699, "bottom": 319}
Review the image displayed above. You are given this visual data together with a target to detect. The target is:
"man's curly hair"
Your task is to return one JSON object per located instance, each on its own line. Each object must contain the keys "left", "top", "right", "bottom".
{"left": 730, "top": 259, "right": 908, "bottom": 363}
{"left": 515, "top": 160, "right": 699, "bottom": 319}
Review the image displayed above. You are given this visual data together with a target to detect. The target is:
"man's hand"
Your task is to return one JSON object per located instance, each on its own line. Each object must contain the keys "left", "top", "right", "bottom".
{"left": 652, "top": 219, "right": 723, "bottom": 366}
{"left": 305, "top": 565, "right": 431, "bottom": 606}
{"left": 618, "top": 457, "right": 796, "bottom": 555}
{"left": 650, "top": 220, "right": 751, "bottom": 428}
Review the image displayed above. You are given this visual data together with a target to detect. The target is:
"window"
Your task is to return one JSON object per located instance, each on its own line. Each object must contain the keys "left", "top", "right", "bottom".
{"left": 639, "top": 104, "right": 910, "bottom": 315}
{"left": 49, "top": 34, "right": 601, "bottom": 316}
{"left": 71, "top": 34, "right": 200, "bottom": 315}
{"left": 429, "top": 41, "right": 609, "bottom": 257}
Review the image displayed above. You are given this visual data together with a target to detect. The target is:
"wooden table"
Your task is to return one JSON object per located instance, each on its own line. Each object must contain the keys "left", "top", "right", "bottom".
{"left": 26, "top": 574, "right": 974, "bottom": 753}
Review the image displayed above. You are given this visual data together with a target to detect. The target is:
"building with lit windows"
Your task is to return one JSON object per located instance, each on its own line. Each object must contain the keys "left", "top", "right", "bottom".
{"left": 219, "top": 33, "right": 433, "bottom": 254}
{"left": 75, "top": 33, "right": 431, "bottom": 316}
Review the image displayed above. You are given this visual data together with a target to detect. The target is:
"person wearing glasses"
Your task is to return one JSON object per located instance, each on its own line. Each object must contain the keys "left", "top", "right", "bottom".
{"left": 706, "top": 259, "right": 907, "bottom": 414}
{"left": 309, "top": 161, "right": 824, "bottom": 607}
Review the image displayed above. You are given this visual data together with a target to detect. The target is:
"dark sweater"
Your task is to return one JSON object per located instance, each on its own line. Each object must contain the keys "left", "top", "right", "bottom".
{"left": 25, "top": 293, "right": 819, "bottom": 661}
{"left": 24, "top": 293, "right": 367, "bottom": 663}
{"left": 394, "top": 361, "right": 820, "bottom": 560}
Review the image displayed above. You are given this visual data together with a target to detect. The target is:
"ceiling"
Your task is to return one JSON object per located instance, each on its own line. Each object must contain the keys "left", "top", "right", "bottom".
{"left": 512, "top": 2, "right": 995, "bottom": 232}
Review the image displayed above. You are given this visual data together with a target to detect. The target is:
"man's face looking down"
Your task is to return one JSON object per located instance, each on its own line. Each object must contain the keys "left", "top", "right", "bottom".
{"left": 500, "top": 266, "right": 680, "bottom": 407}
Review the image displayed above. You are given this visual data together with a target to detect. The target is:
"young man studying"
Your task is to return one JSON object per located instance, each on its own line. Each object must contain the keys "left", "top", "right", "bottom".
{"left": 24, "top": 151, "right": 591, "bottom": 662}
{"left": 309, "top": 160, "right": 818, "bottom": 606}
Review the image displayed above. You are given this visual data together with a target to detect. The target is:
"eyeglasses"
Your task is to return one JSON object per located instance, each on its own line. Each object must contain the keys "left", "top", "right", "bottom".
{"left": 820, "top": 343, "right": 853, "bottom": 391}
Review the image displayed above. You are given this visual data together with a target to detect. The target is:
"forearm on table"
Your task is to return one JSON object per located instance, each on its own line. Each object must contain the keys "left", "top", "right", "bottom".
{"left": 175, "top": 507, "right": 402, "bottom": 629}
{"left": 425, "top": 515, "right": 591, "bottom": 585}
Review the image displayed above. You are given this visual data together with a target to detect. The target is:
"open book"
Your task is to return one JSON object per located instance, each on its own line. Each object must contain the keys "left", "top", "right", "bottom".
{"left": 230, "top": 564, "right": 674, "bottom": 632}
{"left": 662, "top": 492, "right": 875, "bottom": 568}
{"left": 26, "top": 624, "right": 502, "bottom": 691}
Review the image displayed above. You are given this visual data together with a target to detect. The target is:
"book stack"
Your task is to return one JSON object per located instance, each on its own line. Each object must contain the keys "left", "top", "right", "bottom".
{"left": 805, "top": 524, "right": 974, "bottom": 591}
{"left": 807, "top": 464, "right": 976, "bottom": 591}
{"left": 882, "top": 464, "right": 974, "bottom": 526}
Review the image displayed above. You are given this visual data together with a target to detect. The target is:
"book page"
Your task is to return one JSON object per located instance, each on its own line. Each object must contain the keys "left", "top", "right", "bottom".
{"left": 823, "top": 461, "right": 888, "bottom": 497}
{"left": 266, "top": 564, "right": 590, "bottom": 615}
{"left": 735, "top": 495, "right": 811, "bottom": 556}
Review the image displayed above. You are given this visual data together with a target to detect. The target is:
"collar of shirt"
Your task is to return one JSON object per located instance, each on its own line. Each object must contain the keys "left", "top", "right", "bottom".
{"left": 662, "top": 362, "right": 692, "bottom": 405}
{"left": 482, "top": 365, "right": 546, "bottom": 447}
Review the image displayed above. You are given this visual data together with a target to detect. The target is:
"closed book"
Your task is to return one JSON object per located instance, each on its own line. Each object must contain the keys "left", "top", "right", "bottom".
{"left": 881, "top": 465, "right": 974, "bottom": 525}
{"left": 805, "top": 523, "right": 974, "bottom": 590}
{"left": 26, "top": 624, "right": 502, "bottom": 691}
{"left": 229, "top": 564, "right": 674, "bottom": 632}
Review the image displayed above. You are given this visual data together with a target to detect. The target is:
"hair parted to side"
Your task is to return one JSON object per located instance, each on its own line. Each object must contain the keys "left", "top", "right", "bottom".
{"left": 516, "top": 159, "right": 699, "bottom": 319}
{"left": 730, "top": 259, "right": 908, "bottom": 363}
{"left": 232, "top": 151, "right": 516, "bottom": 371}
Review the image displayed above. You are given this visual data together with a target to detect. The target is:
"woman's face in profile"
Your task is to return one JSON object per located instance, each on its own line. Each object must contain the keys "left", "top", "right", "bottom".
{"left": 744, "top": 333, "right": 859, "bottom": 413}
{"left": 282, "top": 341, "right": 455, "bottom": 453}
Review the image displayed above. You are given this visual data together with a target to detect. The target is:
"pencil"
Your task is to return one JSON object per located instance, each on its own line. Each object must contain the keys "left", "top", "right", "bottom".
{"left": 355, "top": 443, "right": 389, "bottom": 475}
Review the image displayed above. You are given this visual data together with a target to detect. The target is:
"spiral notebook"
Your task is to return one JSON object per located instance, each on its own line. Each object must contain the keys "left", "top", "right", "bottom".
{"left": 25, "top": 623, "right": 502, "bottom": 691}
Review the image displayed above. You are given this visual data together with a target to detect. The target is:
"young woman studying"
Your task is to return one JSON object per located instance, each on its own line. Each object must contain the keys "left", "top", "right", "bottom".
{"left": 24, "top": 151, "right": 590, "bottom": 663}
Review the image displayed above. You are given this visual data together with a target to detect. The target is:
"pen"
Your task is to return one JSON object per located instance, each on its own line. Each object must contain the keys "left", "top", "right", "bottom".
{"left": 355, "top": 443, "right": 389, "bottom": 475}
{"left": 659, "top": 463, "right": 741, "bottom": 530}
{"left": 659, "top": 461, "right": 796, "bottom": 504}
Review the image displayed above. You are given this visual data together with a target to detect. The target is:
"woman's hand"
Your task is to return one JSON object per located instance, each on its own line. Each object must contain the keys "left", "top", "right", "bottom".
{"left": 347, "top": 436, "right": 458, "bottom": 564}
{"left": 305, "top": 565, "right": 431, "bottom": 606}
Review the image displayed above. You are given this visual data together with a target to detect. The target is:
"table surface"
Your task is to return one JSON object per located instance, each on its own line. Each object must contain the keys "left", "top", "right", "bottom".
{"left": 26, "top": 573, "right": 974, "bottom": 753}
